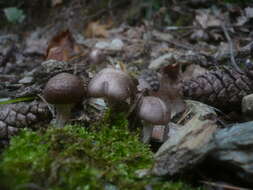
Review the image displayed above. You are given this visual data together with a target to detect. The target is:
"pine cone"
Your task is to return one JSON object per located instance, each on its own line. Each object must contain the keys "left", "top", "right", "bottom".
{"left": 183, "top": 67, "right": 253, "bottom": 110}
{"left": 139, "top": 69, "right": 160, "bottom": 92}
{"left": 0, "top": 101, "right": 51, "bottom": 139}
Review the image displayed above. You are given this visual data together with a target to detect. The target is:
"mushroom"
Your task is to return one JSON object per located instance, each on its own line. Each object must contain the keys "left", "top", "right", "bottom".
{"left": 43, "top": 73, "right": 85, "bottom": 128}
{"left": 87, "top": 68, "right": 136, "bottom": 110}
{"left": 88, "top": 49, "right": 105, "bottom": 65}
{"left": 245, "top": 59, "right": 253, "bottom": 79}
{"left": 137, "top": 96, "right": 171, "bottom": 143}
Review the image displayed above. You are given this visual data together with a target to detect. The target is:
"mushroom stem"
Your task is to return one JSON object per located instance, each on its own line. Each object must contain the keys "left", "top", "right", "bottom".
{"left": 55, "top": 104, "right": 73, "bottom": 128}
{"left": 142, "top": 124, "right": 154, "bottom": 143}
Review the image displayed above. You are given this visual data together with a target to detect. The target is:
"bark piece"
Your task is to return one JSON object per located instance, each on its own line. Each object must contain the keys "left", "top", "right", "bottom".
{"left": 209, "top": 121, "right": 253, "bottom": 187}
{"left": 152, "top": 100, "right": 218, "bottom": 176}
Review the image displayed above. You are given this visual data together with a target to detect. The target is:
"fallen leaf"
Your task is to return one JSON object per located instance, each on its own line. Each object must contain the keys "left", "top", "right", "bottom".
{"left": 24, "top": 30, "right": 48, "bottom": 56}
{"left": 95, "top": 38, "right": 124, "bottom": 50}
{"left": 152, "top": 30, "right": 173, "bottom": 41}
{"left": 47, "top": 47, "right": 68, "bottom": 61}
{"left": 84, "top": 20, "right": 112, "bottom": 38}
{"left": 195, "top": 9, "right": 221, "bottom": 29}
{"left": 236, "top": 15, "right": 248, "bottom": 26}
{"left": 245, "top": 7, "right": 253, "bottom": 18}
{"left": 150, "top": 64, "right": 186, "bottom": 117}
{"left": 46, "top": 30, "right": 81, "bottom": 61}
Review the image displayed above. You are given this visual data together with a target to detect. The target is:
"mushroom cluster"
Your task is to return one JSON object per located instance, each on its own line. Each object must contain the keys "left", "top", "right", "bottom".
{"left": 43, "top": 67, "right": 171, "bottom": 142}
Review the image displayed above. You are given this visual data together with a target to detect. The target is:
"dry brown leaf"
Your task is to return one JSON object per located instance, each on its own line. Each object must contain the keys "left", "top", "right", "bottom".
{"left": 46, "top": 30, "right": 81, "bottom": 61}
{"left": 150, "top": 64, "right": 186, "bottom": 117}
{"left": 84, "top": 20, "right": 113, "bottom": 38}
{"left": 47, "top": 47, "right": 69, "bottom": 61}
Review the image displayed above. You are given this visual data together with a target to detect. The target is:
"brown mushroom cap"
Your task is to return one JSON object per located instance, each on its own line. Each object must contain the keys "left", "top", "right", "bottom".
{"left": 137, "top": 96, "right": 171, "bottom": 125}
{"left": 88, "top": 68, "right": 136, "bottom": 101}
{"left": 43, "top": 73, "right": 85, "bottom": 104}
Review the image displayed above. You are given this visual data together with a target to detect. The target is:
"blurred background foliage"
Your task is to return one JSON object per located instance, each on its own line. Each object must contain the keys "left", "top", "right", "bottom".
{"left": 1, "top": 0, "right": 252, "bottom": 26}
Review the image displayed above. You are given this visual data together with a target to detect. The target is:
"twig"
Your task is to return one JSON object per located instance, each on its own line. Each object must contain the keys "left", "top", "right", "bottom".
{"left": 165, "top": 24, "right": 253, "bottom": 31}
{"left": 176, "top": 108, "right": 192, "bottom": 125}
{"left": 220, "top": 22, "right": 242, "bottom": 73}
{"left": 37, "top": 94, "right": 55, "bottom": 118}
{"left": 153, "top": 33, "right": 193, "bottom": 50}
{"left": 165, "top": 26, "right": 198, "bottom": 31}
{"left": 200, "top": 180, "right": 250, "bottom": 190}
{"left": 126, "top": 89, "right": 146, "bottom": 118}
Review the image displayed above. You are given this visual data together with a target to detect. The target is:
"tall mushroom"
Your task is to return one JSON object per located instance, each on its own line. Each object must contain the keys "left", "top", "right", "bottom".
{"left": 87, "top": 68, "right": 136, "bottom": 110}
{"left": 137, "top": 96, "right": 171, "bottom": 143}
{"left": 43, "top": 73, "right": 85, "bottom": 128}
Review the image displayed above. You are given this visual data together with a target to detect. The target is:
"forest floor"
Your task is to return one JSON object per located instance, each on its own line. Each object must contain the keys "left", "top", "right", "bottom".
{"left": 1, "top": 0, "right": 253, "bottom": 189}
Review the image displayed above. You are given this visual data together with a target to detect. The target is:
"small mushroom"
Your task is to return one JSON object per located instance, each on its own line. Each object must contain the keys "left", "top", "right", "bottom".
{"left": 43, "top": 73, "right": 85, "bottom": 128}
{"left": 88, "top": 49, "right": 105, "bottom": 65}
{"left": 137, "top": 96, "right": 171, "bottom": 143}
{"left": 245, "top": 59, "right": 253, "bottom": 79}
{"left": 88, "top": 68, "right": 136, "bottom": 109}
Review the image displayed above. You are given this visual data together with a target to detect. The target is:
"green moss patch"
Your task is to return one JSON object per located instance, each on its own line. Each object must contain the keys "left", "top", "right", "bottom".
{"left": 0, "top": 113, "right": 200, "bottom": 190}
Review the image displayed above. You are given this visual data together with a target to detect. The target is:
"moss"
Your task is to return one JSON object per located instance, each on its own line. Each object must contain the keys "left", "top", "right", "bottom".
{"left": 0, "top": 112, "right": 201, "bottom": 190}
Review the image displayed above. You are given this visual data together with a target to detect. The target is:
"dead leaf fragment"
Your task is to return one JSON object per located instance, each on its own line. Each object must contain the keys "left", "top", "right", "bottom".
{"left": 24, "top": 30, "right": 48, "bottom": 56}
{"left": 245, "top": 7, "right": 253, "bottom": 18}
{"left": 46, "top": 30, "right": 81, "bottom": 61}
{"left": 195, "top": 9, "right": 221, "bottom": 29}
{"left": 150, "top": 64, "right": 186, "bottom": 117}
{"left": 47, "top": 47, "right": 68, "bottom": 61}
{"left": 84, "top": 21, "right": 112, "bottom": 38}
{"left": 190, "top": 29, "right": 209, "bottom": 41}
